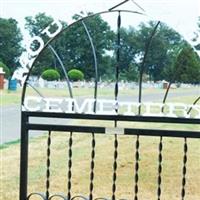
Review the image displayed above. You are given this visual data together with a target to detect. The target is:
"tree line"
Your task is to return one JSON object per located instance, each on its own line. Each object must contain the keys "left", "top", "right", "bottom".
{"left": 0, "top": 13, "right": 200, "bottom": 84}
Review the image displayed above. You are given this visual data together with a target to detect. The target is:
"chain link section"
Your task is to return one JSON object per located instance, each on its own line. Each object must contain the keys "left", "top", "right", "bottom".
{"left": 181, "top": 138, "right": 188, "bottom": 200}
{"left": 46, "top": 131, "right": 51, "bottom": 199}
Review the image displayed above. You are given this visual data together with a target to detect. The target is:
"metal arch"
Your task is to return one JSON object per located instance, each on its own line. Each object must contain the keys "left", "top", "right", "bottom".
{"left": 21, "top": 9, "right": 145, "bottom": 105}
{"left": 138, "top": 21, "right": 161, "bottom": 114}
{"left": 81, "top": 21, "right": 98, "bottom": 112}
{"left": 48, "top": 45, "right": 73, "bottom": 99}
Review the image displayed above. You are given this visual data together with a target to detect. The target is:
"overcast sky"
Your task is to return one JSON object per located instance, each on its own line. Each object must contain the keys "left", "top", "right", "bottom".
{"left": 0, "top": 0, "right": 200, "bottom": 45}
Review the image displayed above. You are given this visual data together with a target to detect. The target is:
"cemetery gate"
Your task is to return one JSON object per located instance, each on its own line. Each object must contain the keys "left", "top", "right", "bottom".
{"left": 19, "top": 1, "right": 200, "bottom": 200}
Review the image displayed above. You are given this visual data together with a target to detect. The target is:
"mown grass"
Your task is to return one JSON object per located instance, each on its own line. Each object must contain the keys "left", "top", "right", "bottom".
{"left": 1, "top": 90, "right": 21, "bottom": 106}
{"left": 0, "top": 139, "right": 20, "bottom": 150}
{"left": 1, "top": 86, "right": 199, "bottom": 106}
{"left": 1, "top": 133, "right": 200, "bottom": 200}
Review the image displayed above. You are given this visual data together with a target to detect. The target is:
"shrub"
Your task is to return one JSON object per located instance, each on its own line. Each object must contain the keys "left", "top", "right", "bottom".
{"left": 68, "top": 69, "right": 84, "bottom": 81}
{"left": 41, "top": 69, "right": 60, "bottom": 81}
{"left": 0, "top": 61, "right": 10, "bottom": 78}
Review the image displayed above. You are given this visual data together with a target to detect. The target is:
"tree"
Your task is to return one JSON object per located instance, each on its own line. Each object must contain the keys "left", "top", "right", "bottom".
{"left": 68, "top": 69, "right": 84, "bottom": 81}
{"left": 0, "top": 18, "right": 23, "bottom": 74}
{"left": 25, "top": 12, "right": 55, "bottom": 37}
{"left": 193, "top": 16, "right": 200, "bottom": 51}
{"left": 25, "top": 13, "right": 57, "bottom": 76}
{"left": 119, "top": 21, "right": 185, "bottom": 82}
{"left": 173, "top": 46, "right": 200, "bottom": 84}
{"left": 41, "top": 69, "right": 60, "bottom": 81}
{"left": 24, "top": 12, "right": 115, "bottom": 80}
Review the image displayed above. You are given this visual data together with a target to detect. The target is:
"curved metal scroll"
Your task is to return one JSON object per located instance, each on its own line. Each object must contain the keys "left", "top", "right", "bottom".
{"left": 138, "top": 21, "right": 160, "bottom": 114}
{"left": 27, "top": 192, "right": 46, "bottom": 199}
{"left": 82, "top": 21, "right": 98, "bottom": 112}
{"left": 48, "top": 45, "right": 73, "bottom": 99}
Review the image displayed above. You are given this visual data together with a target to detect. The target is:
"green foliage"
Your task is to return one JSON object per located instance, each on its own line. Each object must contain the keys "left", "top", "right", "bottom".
{"left": 193, "top": 16, "right": 200, "bottom": 50}
{"left": 25, "top": 12, "right": 114, "bottom": 80}
{"left": 0, "top": 61, "right": 10, "bottom": 78}
{"left": 24, "top": 12, "right": 188, "bottom": 82}
{"left": 68, "top": 69, "right": 84, "bottom": 81}
{"left": 174, "top": 46, "right": 200, "bottom": 84}
{"left": 119, "top": 21, "right": 185, "bottom": 82}
{"left": 41, "top": 69, "right": 60, "bottom": 81}
{"left": 25, "top": 12, "right": 54, "bottom": 38}
{"left": 0, "top": 18, "right": 23, "bottom": 74}
{"left": 120, "top": 64, "right": 138, "bottom": 81}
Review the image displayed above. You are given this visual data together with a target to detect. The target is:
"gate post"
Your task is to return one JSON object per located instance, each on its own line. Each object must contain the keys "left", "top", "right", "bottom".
{"left": 19, "top": 113, "right": 29, "bottom": 200}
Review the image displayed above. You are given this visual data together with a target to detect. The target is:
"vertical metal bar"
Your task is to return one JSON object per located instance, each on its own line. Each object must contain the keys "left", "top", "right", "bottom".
{"left": 112, "top": 134, "right": 118, "bottom": 200}
{"left": 20, "top": 113, "right": 29, "bottom": 200}
{"left": 89, "top": 133, "right": 95, "bottom": 200}
{"left": 46, "top": 131, "right": 51, "bottom": 199}
{"left": 67, "top": 132, "right": 73, "bottom": 200}
{"left": 114, "top": 11, "right": 121, "bottom": 104}
{"left": 112, "top": 11, "right": 121, "bottom": 200}
{"left": 134, "top": 135, "right": 140, "bottom": 200}
{"left": 181, "top": 138, "right": 188, "bottom": 200}
{"left": 157, "top": 136, "right": 163, "bottom": 200}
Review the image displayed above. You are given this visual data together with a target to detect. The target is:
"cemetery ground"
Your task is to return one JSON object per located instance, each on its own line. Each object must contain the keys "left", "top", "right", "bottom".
{"left": 1, "top": 86, "right": 200, "bottom": 106}
{"left": 1, "top": 86, "right": 200, "bottom": 200}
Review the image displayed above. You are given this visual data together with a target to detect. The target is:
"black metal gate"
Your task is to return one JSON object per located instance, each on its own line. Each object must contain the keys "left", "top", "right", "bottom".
{"left": 20, "top": 1, "right": 200, "bottom": 200}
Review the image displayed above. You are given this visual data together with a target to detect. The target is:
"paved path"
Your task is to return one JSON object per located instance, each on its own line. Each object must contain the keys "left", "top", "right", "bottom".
{"left": 1, "top": 105, "right": 21, "bottom": 144}
{"left": 1, "top": 88, "right": 199, "bottom": 144}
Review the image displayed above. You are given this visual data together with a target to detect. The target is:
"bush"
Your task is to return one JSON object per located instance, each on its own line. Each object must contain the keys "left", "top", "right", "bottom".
{"left": 68, "top": 69, "right": 84, "bottom": 81}
{"left": 41, "top": 69, "right": 60, "bottom": 81}
{"left": 0, "top": 61, "right": 10, "bottom": 78}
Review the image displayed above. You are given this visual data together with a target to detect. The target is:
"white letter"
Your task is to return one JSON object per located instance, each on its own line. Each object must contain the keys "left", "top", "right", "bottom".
{"left": 24, "top": 96, "right": 42, "bottom": 111}
{"left": 42, "top": 20, "right": 62, "bottom": 38}
{"left": 74, "top": 98, "right": 95, "bottom": 114}
{"left": 27, "top": 36, "right": 44, "bottom": 57}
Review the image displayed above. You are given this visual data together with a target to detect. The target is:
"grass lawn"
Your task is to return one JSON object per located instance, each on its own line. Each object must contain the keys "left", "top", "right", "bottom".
{"left": 1, "top": 86, "right": 200, "bottom": 106}
{"left": 1, "top": 87, "right": 200, "bottom": 200}
{"left": 1, "top": 133, "right": 200, "bottom": 200}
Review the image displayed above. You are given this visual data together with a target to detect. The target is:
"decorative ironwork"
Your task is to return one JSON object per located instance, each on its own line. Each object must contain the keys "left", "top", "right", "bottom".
{"left": 134, "top": 135, "right": 140, "bottom": 200}
{"left": 157, "top": 136, "right": 163, "bottom": 200}
{"left": 19, "top": 2, "right": 200, "bottom": 200}
{"left": 89, "top": 133, "right": 96, "bottom": 200}
{"left": 67, "top": 132, "right": 73, "bottom": 200}
{"left": 181, "top": 138, "right": 188, "bottom": 200}
{"left": 46, "top": 131, "right": 52, "bottom": 199}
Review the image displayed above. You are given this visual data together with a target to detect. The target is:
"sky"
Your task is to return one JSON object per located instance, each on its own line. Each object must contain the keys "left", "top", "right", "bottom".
{"left": 0, "top": 0, "right": 200, "bottom": 46}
